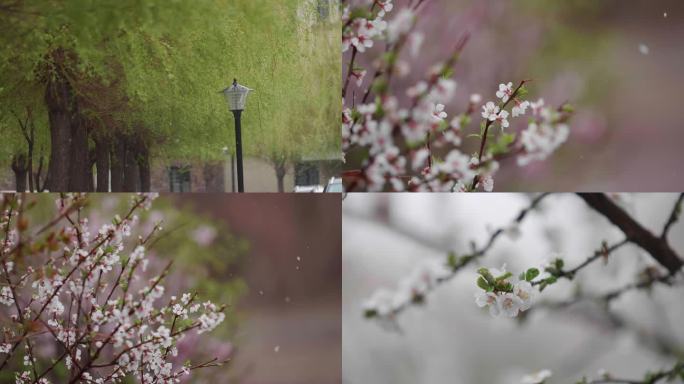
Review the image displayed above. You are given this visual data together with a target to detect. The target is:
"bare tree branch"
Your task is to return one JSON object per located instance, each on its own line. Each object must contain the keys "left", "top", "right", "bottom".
{"left": 662, "top": 193, "right": 684, "bottom": 240}
{"left": 577, "top": 193, "right": 683, "bottom": 274}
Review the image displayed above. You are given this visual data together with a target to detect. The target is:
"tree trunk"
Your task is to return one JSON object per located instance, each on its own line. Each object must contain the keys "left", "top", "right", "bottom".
{"left": 203, "top": 162, "right": 225, "bottom": 192}
{"left": 34, "top": 154, "right": 43, "bottom": 191}
{"left": 110, "top": 134, "right": 125, "bottom": 192}
{"left": 44, "top": 51, "right": 74, "bottom": 192}
{"left": 26, "top": 108, "right": 36, "bottom": 192}
{"left": 123, "top": 136, "right": 140, "bottom": 192}
{"left": 68, "top": 114, "right": 90, "bottom": 191}
{"left": 138, "top": 142, "right": 151, "bottom": 192}
{"left": 275, "top": 161, "right": 287, "bottom": 193}
{"left": 26, "top": 141, "right": 34, "bottom": 192}
{"left": 11, "top": 154, "right": 28, "bottom": 192}
{"left": 94, "top": 135, "right": 111, "bottom": 192}
{"left": 87, "top": 148, "right": 96, "bottom": 192}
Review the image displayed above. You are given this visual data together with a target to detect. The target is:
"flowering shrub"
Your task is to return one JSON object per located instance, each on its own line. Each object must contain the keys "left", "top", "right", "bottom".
{"left": 341, "top": 0, "right": 573, "bottom": 191}
{"left": 361, "top": 193, "right": 684, "bottom": 383}
{"left": 0, "top": 194, "right": 228, "bottom": 383}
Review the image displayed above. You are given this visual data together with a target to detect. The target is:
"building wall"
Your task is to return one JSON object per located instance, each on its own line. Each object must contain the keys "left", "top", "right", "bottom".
{"left": 1, "top": 157, "right": 339, "bottom": 192}
{"left": 0, "top": 171, "right": 15, "bottom": 192}
{"left": 224, "top": 158, "right": 296, "bottom": 193}
{"left": 150, "top": 158, "right": 297, "bottom": 193}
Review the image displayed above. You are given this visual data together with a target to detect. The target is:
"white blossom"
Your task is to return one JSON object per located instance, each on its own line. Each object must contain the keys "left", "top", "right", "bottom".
{"left": 470, "top": 93, "right": 482, "bottom": 104}
{"left": 530, "top": 98, "right": 545, "bottom": 116}
{"left": 363, "top": 289, "right": 396, "bottom": 317}
{"left": 521, "top": 369, "right": 553, "bottom": 384}
{"left": 495, "top": 82, "right": 514, "bottom": 102}
{"left": 481, "top": 174, "right": 494, "bottom": 192}
{"left": 481, "top": 101, "right": 500, "bottom": 121}
{"left": 512, "top": 100, "right": 530, "bottom": 117}
{"left": 387, "top": 8, "right": 414, "bottom": 43}
{"left": 518, "top": 122, "right": 569, "bottom": 166}
{"left": 513, "top": 280, "right": 537, "bottom": 311}
{"left": 0, "top": 286, "right": 13, "bottom": 306}
{"left": 433, "top": 103, "right": 447, "bottom": 122}
{"left": 495, "top": 109, "right": 510, "bottom": 129}
{"left": 474, "top": 291, "right": 500, "bottom": 317}
{"left": 497, "top": 292, "right": 523, "bottom": 317}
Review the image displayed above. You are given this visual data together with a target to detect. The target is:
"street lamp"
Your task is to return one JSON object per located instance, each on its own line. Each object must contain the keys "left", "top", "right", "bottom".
{"left": 220, "top": 78, "right": 253, "bottom": 192}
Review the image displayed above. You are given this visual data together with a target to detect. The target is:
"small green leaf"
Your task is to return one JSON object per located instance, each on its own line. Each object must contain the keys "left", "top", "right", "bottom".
{"left": 554, "top": 258, "right": 564, "bottom": 270}
{"left": 525, "top": 268, "right": 540, "bottom": 282}
{"left": 561, "top": 103, "right": 575, "bottom": 113}
{"left": 496, "top": 281, "right": 513, "bottom": 293}
{"left": 476, "top": 276, "right": 490, "bottom": 291}
{"left": 363, "top": 309, "right": 378, "bottom": 318}
{"left": 447, "top": 252, "right": 458, "bottom": 269}
{"left": 495, "top": 272, "right": 512, "bottom": 281}
{"left": 441, "top": 67, "right": 454, "bottom": 78}
{"left": 477, "top": 267, "right": 495, "bottom": 285}
{"left": 488, "top": 132, "right": 516, "bottom": 156}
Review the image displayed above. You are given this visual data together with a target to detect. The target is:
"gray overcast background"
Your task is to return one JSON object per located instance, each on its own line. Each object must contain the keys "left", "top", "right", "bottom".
{"left": 342, "top": 194, "right": 684, "bottom": 384}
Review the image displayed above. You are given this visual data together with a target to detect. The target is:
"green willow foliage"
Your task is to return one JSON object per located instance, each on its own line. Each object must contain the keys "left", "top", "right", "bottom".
{"left": 0, "top": 0, "right": 339, "bottom": 167}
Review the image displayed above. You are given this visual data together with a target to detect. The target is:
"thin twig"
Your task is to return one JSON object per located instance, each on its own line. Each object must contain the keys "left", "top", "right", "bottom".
{"left": 662, "top": 193, "right": 684, "bottom": 240}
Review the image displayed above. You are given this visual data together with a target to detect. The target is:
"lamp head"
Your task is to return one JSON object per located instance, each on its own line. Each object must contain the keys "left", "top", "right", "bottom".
{"left": 221, "top": 78, "right": 253, "bottom": 111}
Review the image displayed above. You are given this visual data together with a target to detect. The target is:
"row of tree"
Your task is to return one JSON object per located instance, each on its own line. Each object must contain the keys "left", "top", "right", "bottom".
{"left": 0, "top": 0, "right": 340, "bottom": 191}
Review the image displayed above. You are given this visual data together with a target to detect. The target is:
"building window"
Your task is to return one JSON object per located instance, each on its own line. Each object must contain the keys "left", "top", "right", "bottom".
{"left": 168, "top": 165, "right": 192, "bottom": 192}
{"left": 295, "top": 162, "right": 320, "bottom": 186}
{"left": 317, "top": 0, "right": 329, "bottom": 20}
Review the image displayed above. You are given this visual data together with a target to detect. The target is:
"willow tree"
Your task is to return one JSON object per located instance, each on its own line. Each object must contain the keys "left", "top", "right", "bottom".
{"left": 247, "top": 0, "right": 341, "bottom": 190}
{"left": 1, "top": 0, "right": 209, "bottom": 191}
{"left": 1, "top": 0, "right": 340, "bottom": 192}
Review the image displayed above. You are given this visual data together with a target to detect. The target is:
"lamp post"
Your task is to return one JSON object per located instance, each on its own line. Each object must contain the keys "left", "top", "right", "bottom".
{"left": 221, "top": 78, "right": 253, "bottom": 193}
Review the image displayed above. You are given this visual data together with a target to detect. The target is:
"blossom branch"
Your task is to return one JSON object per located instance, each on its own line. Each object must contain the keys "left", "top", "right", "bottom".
{"left": 362, "top": 193, "right": 549, "bottom": 320}
{"left": 470, "top": 80, "right": 528, "bottom": 190}
{"left": 537, "top": 267, "right": 679, "bottom": 314}
{"left": 578, "top": 361, "right": 684, "bottom": 384}
{"left": 528, "top": 239, "right": 629, "bottom": 291}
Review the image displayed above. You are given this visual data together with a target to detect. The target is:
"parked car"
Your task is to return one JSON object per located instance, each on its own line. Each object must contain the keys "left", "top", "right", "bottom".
{"left": 324, "top": 177, "right": 343, "bottom": 193}
{"left": 293, "top": 185, "right": 324, "bottom": 193}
